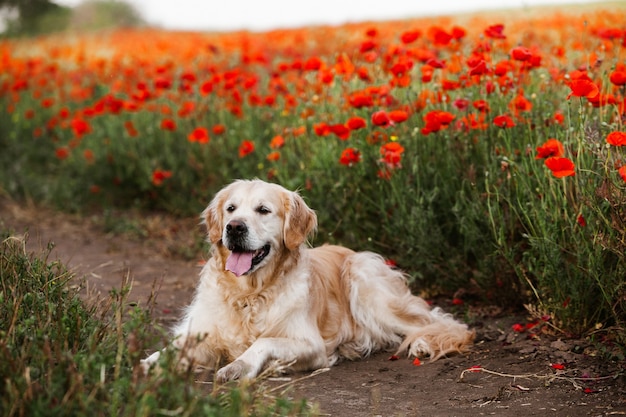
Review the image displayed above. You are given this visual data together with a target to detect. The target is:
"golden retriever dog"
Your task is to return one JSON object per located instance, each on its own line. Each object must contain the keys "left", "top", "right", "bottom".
{"left": 142, "top": 179, "right": 474, "bottom": 381}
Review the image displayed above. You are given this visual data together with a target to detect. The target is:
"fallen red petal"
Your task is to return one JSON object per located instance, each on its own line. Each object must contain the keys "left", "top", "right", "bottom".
{"left": 512, "top": 323, "right": 525, "bottom": 332}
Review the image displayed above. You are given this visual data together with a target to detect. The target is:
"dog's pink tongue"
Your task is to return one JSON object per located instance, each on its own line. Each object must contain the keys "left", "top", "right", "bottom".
{"left": 226, "top": 252, "right": 253, "bottom": 277}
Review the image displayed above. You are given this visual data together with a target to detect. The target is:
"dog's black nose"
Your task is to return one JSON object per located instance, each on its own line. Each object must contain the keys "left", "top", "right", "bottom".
{"left": 226, "top": 220, "right": 247, "bottom": 236}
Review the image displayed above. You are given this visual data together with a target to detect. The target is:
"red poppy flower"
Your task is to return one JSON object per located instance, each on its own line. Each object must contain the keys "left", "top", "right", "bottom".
{"left": 451, "top": 26, "right": 466, "bottom": 40}
{"left": 154, "top": 77, "right": 172, "bottom": 89}
{"left": 371, "top": 110, "right": 393, "bottom": 128}
{"left": 188, "top": 127, "right": 210, "bottom": 144}
{"left": 346, "top": 116, "right": 367, "bottom": 130}
{"left": 160, "top": 118, "right": 176, "bottom": 131}
{"left": 359, "top": 39, "right": 377, "bottom": 53}
{"left": 238, "top": 140, "right": 255, "bottom": 158}
{"left": 390, "top": 61, "right": 411, "bottom": 77}
{"left": 484, "top": 24, "right": 506, "bottom": 39}
{"left": 212, "top": 124, "right": 226, "bottom": 135}
{"left": 453, "top": 98, "right": 470, "bottom": 111}
{"left": 266, "top": 151, "right": 280, "bottom": 161}
{"left": 618, "top": 166, "right": 626, "bottom": 183}
{"left": 339, "top": 147, "right": 361, "bottom": 166}
{"left": 553, "top": 111, "right": 565, "bottom": 125}
{"left": 304, "top": 56, "right": 322, "bottom": 71}
{"left": 441, "top": 79, "right": 461, "bottom": 90}
{"left": 429, "top": 26, "right": 452, "bottom": 45}
{"left": 329, "top": 123, "right": 351, "bottom": 140}
{"left": 577, "top": 214, "right": 586, "bottom": 227}
{"left": 270, "top": 135, "right": 285, "bottom": 149}
{"left": 510, "top": 93, "right": 533, "bottom": 113}
{"left": 493, "top": 114, "right": 515, "bottom": 128}
{"left": 178, "top": 101, "right": 196, "bottom": 117}
{"left": 535, "top": 139, "right": 564, "bottom": 159}
{"left": 567, "top": 79, "right": 600, "bottom": 100}
{"left": 70, "top": 118, "right": 91, "bottom": 138}
{"left": 349, "top": 92, "right": 374, "bottom": 108}
{"left": 468, "top": 60, "right": 489, "bottom": 76}
{"left": 388, "top": 110, "right": 409, "bottom": 123}
{"left": 609, "top": 70, "right": 626, "bottom": 86}
{"left": 357, "top": 66, "right": 371, "bottom": 81}
{"left": 421, "top": 67, "right": 434, "bottom": 83}
{"left": 55, "top": 147, "right": 70, "bottom": 160}
{"left": 494, "top": 60, "right": 514, "bottom": 76}
{"left": 380, "top": 142, "right": 404, "bottom": 155}
{"left": 151, "top": 169, "right": 172, "bottom": 186}
{"left": 400, "top": 29, "right": 421, "bottom": 44}
{"left": 606, "top": 131, "right": 626, "bottom": 146}
{"left": 41, "top": 98, "right": 54, "bottom": 108}
{"left": 596, "top": 27, "right": 623, "bottom": 40}
{"left": 200, "top": 81, "right": 213, "bottom": 95}
{"left": 313, "top": 122, "right": 331, "bottom": 136}
{"left": 292, "top": 126, "right": 306, "bottom": 136}
{"left": 510, "top": 46, "right": 532, "bottom": 61}
{"left": 426, "top": 58, "right": 446, "bottom": 69}
{"left": 11, "top": 79, "right": 28, "bottom": 92}
{"left": 380, "top": 142, "right": 405, "bottom": 169}
{"left": 545, "top": 157, "right": 575, "bottom": 178}
{"left": 422, "top": 110, "right": 455, "bottom": 135}
{"left": 473, "top": 100, "right": 489, "bottom": 112}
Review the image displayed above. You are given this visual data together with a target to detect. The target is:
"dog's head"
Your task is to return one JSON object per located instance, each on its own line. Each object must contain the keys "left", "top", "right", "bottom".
{"left": 202, "top": 180, "right": 317, "bottom": 277}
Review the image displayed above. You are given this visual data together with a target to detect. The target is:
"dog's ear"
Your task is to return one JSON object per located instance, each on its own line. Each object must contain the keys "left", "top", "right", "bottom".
{"left": 202, "top": 188, "right": 228, "bottom": 244}
{"left": 283, "top": 191, "right": 317, "bottom": 250}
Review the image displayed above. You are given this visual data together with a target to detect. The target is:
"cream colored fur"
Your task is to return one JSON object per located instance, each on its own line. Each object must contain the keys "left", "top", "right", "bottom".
{"left": 142, "top": 179, "right": 474, "bottom": 381}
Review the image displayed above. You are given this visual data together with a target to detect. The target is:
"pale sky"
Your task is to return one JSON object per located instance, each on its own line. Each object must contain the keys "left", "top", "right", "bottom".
{"left": 56, "top": 0, "right": 603, "bottom": 31}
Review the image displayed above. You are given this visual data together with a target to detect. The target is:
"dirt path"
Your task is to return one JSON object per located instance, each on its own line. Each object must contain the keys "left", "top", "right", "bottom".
{"left": 2, "top": 199, "right": 625, "bottom": 416}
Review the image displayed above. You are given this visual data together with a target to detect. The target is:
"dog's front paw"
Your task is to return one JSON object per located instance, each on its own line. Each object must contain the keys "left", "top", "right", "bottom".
{"left": 406, "top": 337, "right": 435, "bottom": 359}
{"left": 140, "top": 351, "right": 162, "bottom": 375}
{"left": 216, "top": 360, "right": 252, "bottom": 382}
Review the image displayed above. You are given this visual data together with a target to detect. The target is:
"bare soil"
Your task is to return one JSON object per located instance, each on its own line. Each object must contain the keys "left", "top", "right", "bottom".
{"left": 2, "top": 198, "right": 625, "bottom": 417}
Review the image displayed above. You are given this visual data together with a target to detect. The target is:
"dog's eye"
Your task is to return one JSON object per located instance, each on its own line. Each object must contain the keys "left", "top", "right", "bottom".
{"left": 256, "top": 206, "right": 271, "bottom": 215}
{"left": 226, "top": 205, "right": 236, "bottom": 213}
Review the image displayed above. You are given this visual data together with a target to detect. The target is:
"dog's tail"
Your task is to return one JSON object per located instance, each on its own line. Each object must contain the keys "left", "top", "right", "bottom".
{"left": 395, "top": 307, "right": 475, "bottom": 360}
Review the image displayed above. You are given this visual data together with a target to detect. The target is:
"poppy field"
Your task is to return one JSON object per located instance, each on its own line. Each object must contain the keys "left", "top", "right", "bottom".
{"left": 1, "top": 5, "right": 626, "bottom": 342}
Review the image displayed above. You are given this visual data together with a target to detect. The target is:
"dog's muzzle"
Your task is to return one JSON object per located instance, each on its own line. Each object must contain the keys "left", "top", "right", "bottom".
{"left": 224, "top": 220, "right": 270, "bottom": 277}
